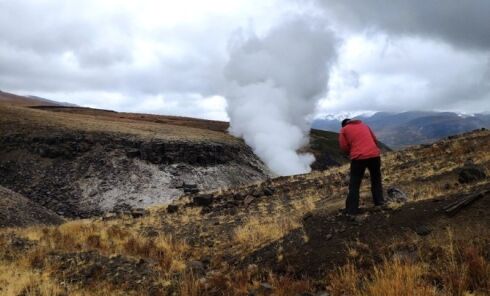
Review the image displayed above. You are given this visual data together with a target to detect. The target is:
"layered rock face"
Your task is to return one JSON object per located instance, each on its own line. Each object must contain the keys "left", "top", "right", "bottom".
{"left": 0, "top": 130, "right": 270, "bottom": 218}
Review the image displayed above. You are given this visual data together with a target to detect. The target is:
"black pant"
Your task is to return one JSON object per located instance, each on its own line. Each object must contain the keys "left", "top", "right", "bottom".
{"left": 346, "top": 156, "right": 384, "bottom": 215}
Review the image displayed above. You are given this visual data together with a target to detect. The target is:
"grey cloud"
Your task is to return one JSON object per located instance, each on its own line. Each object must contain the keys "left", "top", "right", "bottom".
{"left": 315, "top": 0, "right": 490, "bottom": 50}
{"left": 0, "top": 1, "right": 226, "bottom": 96}
{"left": 322, "top": 36, "right": 490, "bottom": 114}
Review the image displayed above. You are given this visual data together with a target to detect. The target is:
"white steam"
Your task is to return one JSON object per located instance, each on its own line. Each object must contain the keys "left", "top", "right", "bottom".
{"left": 224, "top": 19, "right": 338, "bottom": 176}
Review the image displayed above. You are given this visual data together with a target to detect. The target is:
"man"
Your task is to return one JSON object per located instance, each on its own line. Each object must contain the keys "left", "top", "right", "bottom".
{"left": 339, "top": 118, "right": 384, "bottom": 215}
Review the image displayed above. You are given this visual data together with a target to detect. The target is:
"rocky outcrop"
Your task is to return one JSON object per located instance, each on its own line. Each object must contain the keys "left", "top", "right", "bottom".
{"left": 0, "top": 130, "right": 270, "bottom": 218}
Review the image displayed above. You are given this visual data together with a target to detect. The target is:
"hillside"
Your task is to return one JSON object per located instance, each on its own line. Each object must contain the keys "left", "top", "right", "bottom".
{"left": 0, "top": 96, "right": 270, "bottom": 218}
{"left": 0, "top": 92, "right": 356, "bottom": 219}
{"left": 313, "top": 111, "right": 490, "bottom": 149}
{"left": 0, "top": 90, "right": 75, "bottom": 107}
{"left": 0, "top": 129, "right": 488, "bottom": 295}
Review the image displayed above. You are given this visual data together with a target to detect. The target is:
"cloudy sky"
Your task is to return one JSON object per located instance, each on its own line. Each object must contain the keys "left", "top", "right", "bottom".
{"left": 1, "top": 0, "right": 490, "bottom": 121}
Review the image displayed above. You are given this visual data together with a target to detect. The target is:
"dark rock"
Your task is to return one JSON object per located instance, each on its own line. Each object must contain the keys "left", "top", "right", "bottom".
{"left": 414, "top": 225, "right": 432, "bottom": 236}
{"left": 193, "top": 194, "right": 213, "bottom": 207}
{"left": 302, "top": 212, "right": 313, "bottom": 221}
{"left": 183, "top": 183, "right": 197, "bottom": 190}
{"left": 263, "top": 187, "right": 274, "bottom": 196}
{"left": 386, "top": 187, "right": 408, "bottom": 203}
{"left": 166, "top": 204, "right": 179, "bottom": 214}
{"left": 251, "top": 189, "right": 262, "bottom": 197}
{"left": 102, "top": 213, "right": 117, "bottom": 221}
{"left": 113, "top": 203, "right": 133, "bottom": 214}
{"left": 458, "top": 165, "right": 486, "bottom": 184}
{"left": 180, "top": 182, "right": 199, "bottom": 194}
{"left": 130, "top": 208, "right": 148, "bottom": 218}
{"left": 125, "top": 149, "right": 140, "bottom": 158}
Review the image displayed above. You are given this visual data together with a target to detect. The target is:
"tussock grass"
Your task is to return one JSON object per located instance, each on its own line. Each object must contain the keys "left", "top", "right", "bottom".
{"left": 327, "top": 229, "right": 490, "bottom": 296}
{"left": 0, "top": 218, "right": 191, "bottom": 295}
{"left": 234, "top": 215, "right": 300, "bottom": 250}
{"left": 234, "top": 195, "right": 317, "bottom": 250}
{"left": 0, "top": 263, "right": 65, "bottom": 296}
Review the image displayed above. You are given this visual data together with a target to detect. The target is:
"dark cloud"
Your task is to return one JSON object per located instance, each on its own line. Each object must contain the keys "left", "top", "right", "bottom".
{"left": 316, "top": 0, "right": 490, "bottom": 50}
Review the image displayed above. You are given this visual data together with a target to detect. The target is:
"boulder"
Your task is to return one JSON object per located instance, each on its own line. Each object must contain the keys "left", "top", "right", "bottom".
{"left": 125, "top": 149, "right": 140, "bottom": 158}
{"left": 183, "top": 183, "right": 199, "bottom": 194}
{"left": 414, "top": 225, "right": 432, "bottom": 236}
{"left": 130, "top": 208, "right": 148, "bottom": 218}
{"left": 166, "top": 204, "right": 179, "bottom": 214}
{"left": 193, "top": 194, "right": 213, "bottom": 207}
{"left": 263, "top": 186, "right": 274, "bottom": 196}
{"left": 386, "top": 187, "right": 408, "bottom": 203}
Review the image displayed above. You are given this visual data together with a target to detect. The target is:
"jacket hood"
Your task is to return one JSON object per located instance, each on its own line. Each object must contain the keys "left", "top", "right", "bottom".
{"left": 346, "top": 119, "right": 362, "bottom": 125}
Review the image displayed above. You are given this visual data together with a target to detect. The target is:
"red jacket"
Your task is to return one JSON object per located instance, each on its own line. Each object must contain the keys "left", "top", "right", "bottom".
{"left": 339, "top": 120, "right": 380, "bottom": 160}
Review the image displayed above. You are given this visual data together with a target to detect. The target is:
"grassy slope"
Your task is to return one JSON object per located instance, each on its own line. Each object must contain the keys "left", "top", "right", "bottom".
{"left": 2, "top": 91, "right": 372, "bottom": 170}
{"left": 2, "top": 100, "right": 355, "bottom": 170}
{"left": 0, "top": 130, "right": 488, "bottom": 295}
{"left": 0, "top": 103, "right": 238, "bottom": 144}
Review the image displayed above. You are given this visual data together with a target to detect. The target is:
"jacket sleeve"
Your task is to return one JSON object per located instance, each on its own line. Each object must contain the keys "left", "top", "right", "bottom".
{"left": 369, "top": 128, "right": 379, "bottom": 147}
{"left": 339, "top": 130, "right": 350, "bottom": 153}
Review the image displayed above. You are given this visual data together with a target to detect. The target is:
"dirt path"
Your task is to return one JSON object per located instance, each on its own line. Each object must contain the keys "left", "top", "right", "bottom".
{"left": 242, "top": 184, "right": 490, "bottom": 277}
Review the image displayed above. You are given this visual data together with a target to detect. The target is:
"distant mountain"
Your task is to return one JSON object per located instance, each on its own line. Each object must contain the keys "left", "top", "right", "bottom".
{"left": 313, "top": 111, "right": 490, "bottom": 149}
{"left": 27, "top": 95, "right": 78, "bottom": 107}
{"left": 0, "top": 90, "right": 77, "bottom": 107}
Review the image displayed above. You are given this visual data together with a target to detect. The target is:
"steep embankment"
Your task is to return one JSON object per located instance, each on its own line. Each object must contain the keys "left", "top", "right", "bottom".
{"left": 0, "top": 101, "right": 270, "bottom": 218}
{"left": 0, "top": 186, "right": 63, "bottom": 227}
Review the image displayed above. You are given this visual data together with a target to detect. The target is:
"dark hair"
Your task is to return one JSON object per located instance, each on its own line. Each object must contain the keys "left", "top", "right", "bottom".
{"left": 341, "top": 118, "right": 351, "bottom": 127}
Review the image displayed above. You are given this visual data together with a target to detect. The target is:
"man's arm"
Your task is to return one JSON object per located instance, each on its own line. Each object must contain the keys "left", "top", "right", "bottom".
{"left": 339, "top": 130, "right": 350, "bottom": 154}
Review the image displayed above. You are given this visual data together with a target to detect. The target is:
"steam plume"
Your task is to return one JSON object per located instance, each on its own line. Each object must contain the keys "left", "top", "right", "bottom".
{"left": 224, "top": 19, "right": 337, "bottom": 176}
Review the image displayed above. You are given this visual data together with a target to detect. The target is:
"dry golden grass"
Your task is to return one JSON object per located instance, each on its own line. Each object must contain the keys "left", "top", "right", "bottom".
{"left": 233, "top": 195, "right": 317, "bottom": 250}
{"left": 0, "top": 119, "right": 488, "bottom": 295}
{"left": 0, "top": 103, "right": 237, "bottom": 143}
{"left": 328, "top": 228, "right": 490, "bottom": 296}
{"left": 234, "top": 215, "right": 300, "bottom": 250}
{"left": 329, "top": 259, "right": 437, "bottom": 296}
{"left": 0, "top": 263, "right": 65, "bottom": 296}
{"left": 0, "top": 217, "right": 193, "bottom": 295}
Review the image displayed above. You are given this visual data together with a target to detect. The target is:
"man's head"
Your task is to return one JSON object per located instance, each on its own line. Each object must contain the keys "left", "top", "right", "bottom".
{"left": 341, "top": 118, "right": 351, "bottom": 127}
